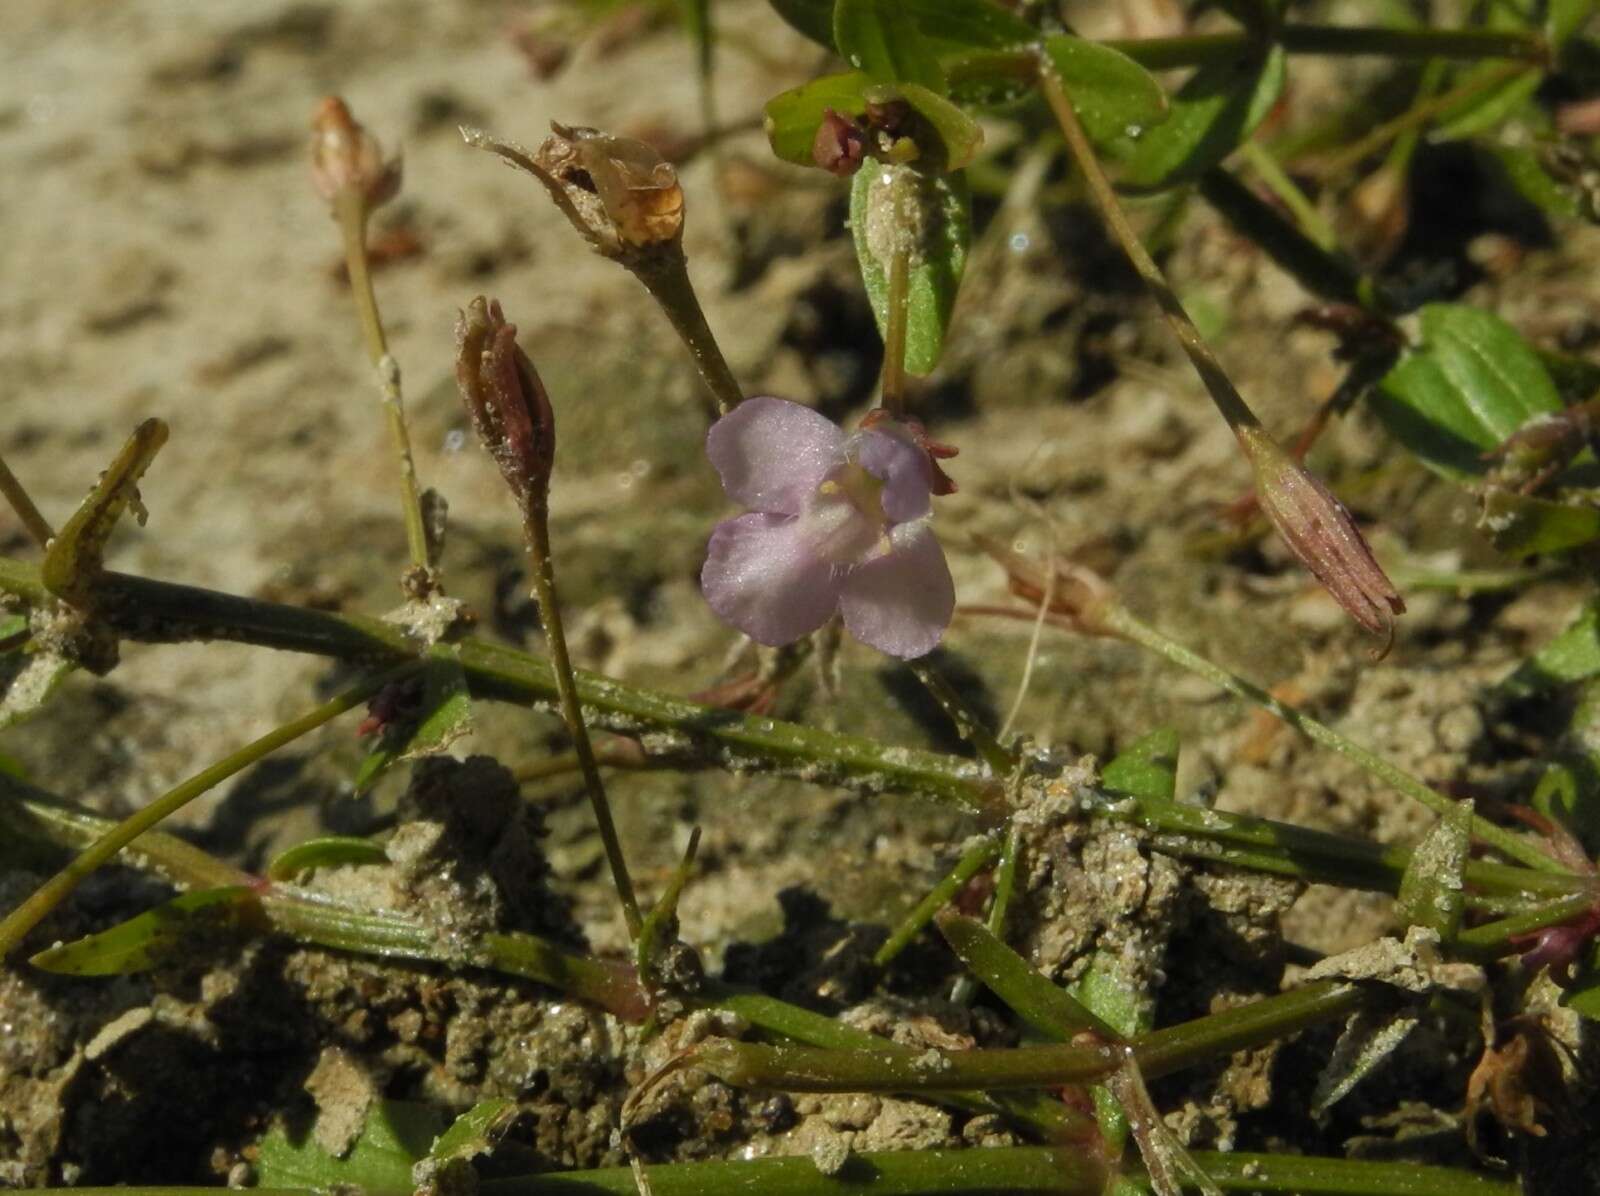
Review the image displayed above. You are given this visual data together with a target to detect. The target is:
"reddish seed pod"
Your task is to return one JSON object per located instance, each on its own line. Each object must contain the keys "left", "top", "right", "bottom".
{"left": 309, "top": 96, "right": 402, "bottom": 211}
{"left": 812, "top": 108, "right": 866, "bottom": 177}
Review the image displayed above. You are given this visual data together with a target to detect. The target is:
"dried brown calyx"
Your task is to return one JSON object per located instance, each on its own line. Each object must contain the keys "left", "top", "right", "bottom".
{"left": 462, "top": 121, "right": 683, "bottom": 258}
{"left": 454, "top": 297, "right": 555, "bottom": 517}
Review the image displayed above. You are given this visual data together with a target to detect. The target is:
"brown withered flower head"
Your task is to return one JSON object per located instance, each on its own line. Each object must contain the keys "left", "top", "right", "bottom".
{"left": 455, "top": 297, "right": 555, "bottom": 516}
{"left": 1237, "top": 424, "right": 1405, "bottom": 649}
{"left": 462, "top": 122, "right": 683, "bottom": 258}
{"left": 310, "top": 96, "right": 402, "bottom": 212}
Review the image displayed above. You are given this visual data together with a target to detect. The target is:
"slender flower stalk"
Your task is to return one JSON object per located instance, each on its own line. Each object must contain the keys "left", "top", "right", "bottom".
{"left": 0, "top": 663, "right": 413, "bottom": 958}
{"left": 310, "top": 97, "right": 432, "bottom": 590}
{"left": 1037, "top": 55, "right": 1405, "bottom": 644}
{"left": 455, "top": 298, "right": 642, "bottom": 939}
{"left": 463, "top": 123, "right": 743, "bottom": 415}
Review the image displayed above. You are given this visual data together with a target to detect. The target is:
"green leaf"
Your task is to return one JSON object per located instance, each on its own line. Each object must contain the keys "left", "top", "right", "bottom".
{"left": 764, "top": 74, "right": 983, "bottom": 172}
{"left": 1371, "top": 304, "right": 1563, "bottom": 482}
{"left": 1551, "top": 0, "right": 1596, "bottom": 49}
{"left": 257, "top": 1100, "right": 447, "bottom": 1190}
{"left": 1114, "top": 45, "right": 1286, "bottom": 192}
{"left": 1043, "top": 36, "right": 1169, "bottom": 149}
{"left": 429, "top": 1099, "right": 518, "bottom": 1164}
{"left": 936, "top": 911, "right": 1111, "bottom": 1041}
{"left": 353, "top": 651, "right": 473, "bottom": 794}
{"left": 1395, "top": 801, "right": 1470, "bottom": 940}
{"left": 29, "top": 887, "right": 256, "bottom": 976}
{"left": 835, "top": 0, "right": 947, "bottom": 93}
{"left": 850, "top": 163, "right": 971, "bottom": 375}
{"left": 1563, "top": 943, "right": 1600, "bottom": 1020}
{"left": 1488, "top": 144, "right": 1583, "bottom": 222}
{"left": 1497, "top": 599, "right": 1600, "bottom": 697}
{"left": 1100, "top": 728, "right": 1180, "bottom": 802}
{"left": 1310, "top": 1007, "right": 1421, "bottom": 1115}
{"left": 909, "top": 0, "right": 1036, "bottom": 54}
{"left": 765, "top": 72, "right": 873, "bottom": 166}
{"left": 1431, "top": 65, "right": 1541, "bottom": 142}
{"left": 268, "top": 835, "right": 389, "bottom": 882}
{"left": 767, "top": 0, "right": 834, "bottom": 49}
{"left": 1479, "top": 486, "right": 1600, "bottom": 556}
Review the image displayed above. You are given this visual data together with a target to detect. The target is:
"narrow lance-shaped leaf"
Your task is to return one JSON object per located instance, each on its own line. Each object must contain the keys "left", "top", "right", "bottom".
{"left": 851, "top": 163, "right": 971, "bottom": 375}
{"left": 1114, "top": 45, "right": 1287, "bottom": 192}
{"left": 42, "top": 418, "right": 168, "bottom": 608}
{"left": 29, "top": 886, "right": 258, "bottom": 976}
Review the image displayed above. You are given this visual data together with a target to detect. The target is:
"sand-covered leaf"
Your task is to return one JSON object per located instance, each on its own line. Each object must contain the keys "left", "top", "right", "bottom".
{"left": 850, "top": 163, "right": 970, "bottom": 375}
{"left": 430, "top": 1099, "right": 517, "bottom": 1164}
{"left": 29, "top": 886, "right": 256, "bottom": 976}
{"left": 1395, "top": 801, "right": 1470, "bottom": 940}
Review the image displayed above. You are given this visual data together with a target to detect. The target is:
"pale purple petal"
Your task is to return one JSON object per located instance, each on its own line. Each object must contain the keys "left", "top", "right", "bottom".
{"left": 837, "top": 520, "right": 953, "bottom": 659}
{"left": 701, "top": 512, "right": 842, "bottom": 646}
{"left": 855, "top": 427, "right": 932, "bottom": 523}
{"left": 706, "top": 396, "right": 845, "bottom": 514}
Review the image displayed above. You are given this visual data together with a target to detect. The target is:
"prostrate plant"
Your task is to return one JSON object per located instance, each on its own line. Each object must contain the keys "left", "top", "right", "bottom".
{"left": 4, "top": 1, "right": 1600, "bottom": 1194}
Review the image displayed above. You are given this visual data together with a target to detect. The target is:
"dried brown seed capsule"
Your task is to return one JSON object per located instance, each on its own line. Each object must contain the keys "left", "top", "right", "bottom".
{"left": 454, "top": 297, "right": 555, "bottom": 513}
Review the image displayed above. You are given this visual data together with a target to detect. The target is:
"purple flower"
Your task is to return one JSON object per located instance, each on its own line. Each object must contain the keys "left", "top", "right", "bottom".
{"left": 700, "top": 397, "right": 955, "bottom": 659}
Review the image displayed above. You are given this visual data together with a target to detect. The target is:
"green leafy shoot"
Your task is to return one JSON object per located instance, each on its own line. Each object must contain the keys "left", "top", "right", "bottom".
{"left": 1101, "top": 727, "right": 1181, "bottom": 802}
{"left": 834, "top": 0, "right": 947, "bottom": 94}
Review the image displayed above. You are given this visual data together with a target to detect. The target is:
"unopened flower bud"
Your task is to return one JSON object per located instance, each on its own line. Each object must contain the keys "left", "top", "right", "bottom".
{"left": 310, "top": 96, "right": 402, "bottom": 211}
{"left": 812, "top": 108, "right": 866, "bottom": 176}
{"left": 455, "top": 297, "right": 555, "bottom": 513}
{"left": 1238, "top": 425, "right": 1405, "bottom": 645}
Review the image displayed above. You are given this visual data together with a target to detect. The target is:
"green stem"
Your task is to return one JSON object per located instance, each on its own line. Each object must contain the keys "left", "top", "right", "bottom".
{"left": 874, "top": 834, "right": 1001, "bottom": 967}
{"left": 1100, "top": 603, "right": 1567, "bottom": 874}
{"left": 0, "top": 556, "right": 1578, "bottom": 900}
{"left": 0, "top": 451, "right": 53, "bottom": 548}
{"left": 1104, "top": 26, "right": 1545, "bottom": 70}
{"left": 907, "top": 659, "right": 1018, "bottom": 777}
{"left": 0, "top": 663, "right": 412, "bottom": 957}
{"left": 634, "top": 249, "right": 744, "bottom": 415}
{"left": 524, "top": 505, "right": 642, "bottom": 940}
{"left": 698, "top": 980, "right": 1363, "bottom": 1092}
{"left": 881, "top": 181, "right": 912, "bottom": 419}
{"left": 1239, "top": 141, "right": 1339, "bottom": 253}
{"left": 1453, "top": 892, "right": 1597, "bottom": 960}
{"left": 30, "top": 1149, "right": 1521, "bottom": 1196}
{"left": 1038, "top": 55, "right": 1260, "bottom": 434}
{"left": 333, "top": 194, "right": 431, "bottom": 579}
{"left": 951, "top": 823, "right": 1022, "bottom": 1004}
